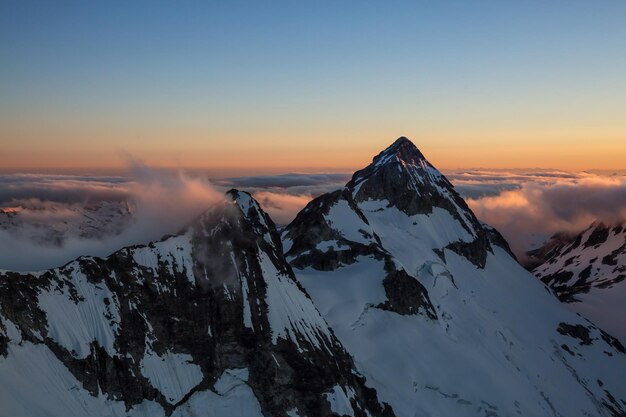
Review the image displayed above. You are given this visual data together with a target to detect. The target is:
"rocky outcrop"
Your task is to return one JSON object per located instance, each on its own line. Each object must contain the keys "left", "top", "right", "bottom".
{"left": 376, "top": 269, "right": 437, "bottom": 318}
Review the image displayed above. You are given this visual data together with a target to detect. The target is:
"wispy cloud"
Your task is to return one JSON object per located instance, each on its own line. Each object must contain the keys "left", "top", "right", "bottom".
{"left": 457, "top": 171, "right": 626, "bottom": 258}
{"left": 0, "top": 163, "right": 223, "bottom": 271}
{"left": 214, "top": 173, "right": 351, "bottom": 190}
{"left": 1, "top": 167, "right": 625, "bottom": 271}
{"left": 0, "top": 174, "right": 131, "bottom": 205}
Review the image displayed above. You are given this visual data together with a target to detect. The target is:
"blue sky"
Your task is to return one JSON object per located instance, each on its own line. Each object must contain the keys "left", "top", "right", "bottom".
{"left": 2, "top": 1, "right": 626, "bottom": 170}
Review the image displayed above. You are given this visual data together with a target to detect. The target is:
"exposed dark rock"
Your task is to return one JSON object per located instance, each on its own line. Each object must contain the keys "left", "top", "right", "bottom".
{"left": 289, "top": 242, "right": 384, "bottom": 272}
{"left": 584, "top": 223, "right": 610, "bottom": 248}
{"left": 561, "top": 344, "right": 575, "bottom": 356}
{"left": 560, "top": 233, "right": 584, "bottom": 258}
{"left": 563, "top": 256, "right": 577, "bottom": 267}
{"left": 597, "top": 274, "right": 626, "bottom": 289}
{"left": 579, "top": 265, "right": 593, "bottom": 280}
{"left": 483, "top": 224, "right": 518, "bottom": 261}
{"left": 602, "top": 243, "right": 626, "bottom": 266}
{"left": 600, "top": 329, "right": 626, "bottom": 354}
{"left": 376, "top": 269, "right": 437, "bottom": 319}
{"left": 541, "top": 270, "right": 574, "bottom": 286}
{"left": 283, "top": 179, "right": 437, "bottom": 322}
{"left": 283, "top": 189, "right": 378, "bottom": 267}
{"left": 444, "top": 236, "right": 490, "bottom": 269}
{"left": 602, "top": 389, "right": 626, "bottom": 417}
{"left": 557, "top": 323, "right": 592, "bottom": 345}
{"left": 346, "top": 138, "right": 484, "bottom": 240}
{"left": 524, "top": 232, "right": 577, "bottom": 270}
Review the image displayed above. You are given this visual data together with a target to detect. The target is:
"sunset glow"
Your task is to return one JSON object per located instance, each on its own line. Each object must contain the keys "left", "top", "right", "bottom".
{"left": 1, "top": 3, "right": 626, "bottom": 414}
{"left": 2, "top": 1, "right": 625, "bottom": 173}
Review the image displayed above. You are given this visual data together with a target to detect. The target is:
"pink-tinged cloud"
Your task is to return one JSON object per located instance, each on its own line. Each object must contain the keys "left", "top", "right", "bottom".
{"left": 0, "top": 164, "right": 224, "bottom": 271}
{"left": 252, "top": 191, "right": 314, "bottom": 226}
{"left": 466, "top": 173, "right": 626, "bottom": 258}
{"left": 1, "top": 167, "right": 625, "bottom": 270}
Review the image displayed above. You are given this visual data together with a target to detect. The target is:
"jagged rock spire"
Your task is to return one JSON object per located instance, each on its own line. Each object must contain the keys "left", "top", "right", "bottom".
{"left": 372, "top": 136, "right": 428, "bottom": 166}
{"left": 348, "top": 137, "right": 440, "bottom": 192}
{"left": 346, "top": 137, "right": 481, "bottom": 238}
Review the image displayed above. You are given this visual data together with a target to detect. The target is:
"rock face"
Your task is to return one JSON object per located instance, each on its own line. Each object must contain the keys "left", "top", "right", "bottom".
{"left": 528, "top": 221, "right": 626, "bottom": 343}
{"left": 284, "top": 137, "right": 626, "bottom": 417}
{"left": 0, "top": 190, "right": 392, "bottom": 417}
{"left": 347, "top": 137, "right": 492, "bottom": 268}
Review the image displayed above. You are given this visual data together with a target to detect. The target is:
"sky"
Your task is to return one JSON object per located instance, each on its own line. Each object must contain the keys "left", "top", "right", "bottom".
{"left": 2, "top": 0, "right": 626, "bottom": 173}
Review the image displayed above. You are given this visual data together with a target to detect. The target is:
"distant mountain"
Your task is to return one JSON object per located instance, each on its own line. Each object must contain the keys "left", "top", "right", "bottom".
{"left": 528, "top": 221, "right": 626, "bottom": 343}
{"left": 283, "top": 137, "right": 626, "bottom": 417}
{"left": 1, "top": 137, "right": 625, "bottom": 417}
{"left": 0, "top": 200, "right": 132, "bottom": 245}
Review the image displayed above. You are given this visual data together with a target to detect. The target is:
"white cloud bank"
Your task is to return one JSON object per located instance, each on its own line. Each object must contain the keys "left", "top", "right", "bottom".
{"left": 1, "top": 168, "right": 625, "bottom": 270}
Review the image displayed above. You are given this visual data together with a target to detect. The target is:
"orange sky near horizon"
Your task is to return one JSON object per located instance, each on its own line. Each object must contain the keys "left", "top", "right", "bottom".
{"left": 4, "top": 2, "right": 626, "bottom": 175}
{"left": 2, "top": 130, "right": 625, "bottom": 174}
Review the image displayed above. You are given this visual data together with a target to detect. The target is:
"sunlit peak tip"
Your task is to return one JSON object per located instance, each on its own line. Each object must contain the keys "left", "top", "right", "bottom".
{"left": 377, "top": 136, "right": 426, "bottom": 164}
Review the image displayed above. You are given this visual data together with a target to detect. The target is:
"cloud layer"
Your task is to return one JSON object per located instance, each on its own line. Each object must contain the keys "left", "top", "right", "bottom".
{"left": 454, "top": 170, "right": 626, "bottom": 258}
{"left": 0, "top": 165, "right": 223, "bottom": 271}
{"left": 0, "top": 174, "right": 130, "bottom": 205}
{"left": 215, "top": 173, "right": 350, "bottom": 226}
{"left": 1, "top": 167, "right": 625, "bottom": 271}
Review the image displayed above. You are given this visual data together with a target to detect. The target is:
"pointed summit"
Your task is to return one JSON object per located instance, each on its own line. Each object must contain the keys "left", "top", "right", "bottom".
{"left": 201, "top": 188, "right": 282, "bottom": 252}
{"left": 346, "top": 136, "right": 454, "bottom": 215}
{"left": 0, "top": 188, "right": 392, "bottom": 417}
{"left": 348, "top": 137, "right": 443, "bottom": 193}
{"left": 226, "top": 188, "right": 263, "bottom": 218}
{"left": 374, "top": 136, "right": 427, "bottom": 166}
{"left": 284, "top": 137, "right": 496, "bottom": 269}
{"left": 342, "top": 137, "right": 492, "bottom": 266}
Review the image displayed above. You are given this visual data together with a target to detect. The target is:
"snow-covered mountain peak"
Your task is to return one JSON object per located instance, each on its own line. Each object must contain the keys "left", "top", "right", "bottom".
{"left": 311, "top": 136, "right": 496, "bottom": 269}
{"left": 217, "top": 188, "right": 283, "bottom": 252}
{"left": 347, "top": 137, "right": 445, "bottom": 198}
{"left": 346, "top": 137, "right": 477, "bottom": 232}
{"left": 226, "top": 189, "right": 260, "bottom": 217}
{"left": 283, "top": 141, "right": 626, "bottom": 417}
{"left": 374, "top": 136, "right": 428, "bottom": 167}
